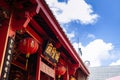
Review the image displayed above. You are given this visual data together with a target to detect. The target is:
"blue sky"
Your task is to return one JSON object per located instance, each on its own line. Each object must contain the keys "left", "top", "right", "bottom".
{"left": 46, "top": 0, "right": 120, "bottom": 67}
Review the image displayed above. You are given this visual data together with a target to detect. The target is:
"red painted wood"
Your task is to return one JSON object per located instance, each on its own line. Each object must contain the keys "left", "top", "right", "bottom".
{"left": 36, "top": 53, "right": 41, "bottom": 80}
{"left": 11, "top": 11, "right": 29, "bottom": 31}
{"left": 9, "top": 27, "right": 15, "bottom": 37}
{"left": 55, "top": 42, "right": 61, "bottom": 48}
{"left": 0, "top": 1, "right": 9, "bottom": 9}
{"left": 0, "top": 22, "right": 9, "bottom": 77}
{"left": 30, "top": 19, "right": 48, "bottom": 37}
{"left": 26, "top": 26, "right": 43, "bottom": 44}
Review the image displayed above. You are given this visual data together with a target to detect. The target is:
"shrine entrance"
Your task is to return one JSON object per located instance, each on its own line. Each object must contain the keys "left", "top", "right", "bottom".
{"left": 0, "top": 0, "right": 89, "bottom": 79}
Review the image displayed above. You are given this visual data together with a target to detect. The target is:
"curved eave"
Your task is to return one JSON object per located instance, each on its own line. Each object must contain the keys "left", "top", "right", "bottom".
{"left": 38, "top": 0, "right": 89, "bottom": 75}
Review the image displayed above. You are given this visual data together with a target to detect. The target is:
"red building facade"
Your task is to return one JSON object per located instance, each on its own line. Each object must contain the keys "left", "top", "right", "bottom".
{"left": 0, "top": 0, "right": 89, "bottom": 80}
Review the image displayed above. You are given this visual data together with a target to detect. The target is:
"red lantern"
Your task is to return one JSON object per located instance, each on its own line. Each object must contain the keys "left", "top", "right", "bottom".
{"left": 18, "top": 37, "right": 39, "bottom": 55}
{"left": 57, "top": 65, "right": 66, "bottom": 78}
{"left": 18, "top": 37, "right": 39, "bottom": 69}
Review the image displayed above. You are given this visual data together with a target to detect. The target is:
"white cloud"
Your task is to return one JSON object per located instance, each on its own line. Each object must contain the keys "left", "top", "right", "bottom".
{"left": 67, "top": 31, "right": 75, "bottom": 40}
{"left": 45, "top": 0, "right": 99, "bottom": 24}
{"left": 60, "top": 23, "right": 75, "bottom": 41}
{"left": 73, "top": 39, "right": 114, "bottom": 67}
{"left": 62, "top": 26, "right": 75, "bottom": 40}
{"left": 87, "top": 34, "right": 96, "bottom": 39}
{"left": 110, "top": 59, "right": 120, "bottom": 66}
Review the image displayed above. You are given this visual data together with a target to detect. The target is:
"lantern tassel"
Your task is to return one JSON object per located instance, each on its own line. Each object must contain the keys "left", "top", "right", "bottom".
{"left": 26, "top": 53, "right": 30, "bottom": 58}
{"left": 26, "top": 53, "right": 30, "bottom": 70}
{"left": 26, "top": 59, "right": 28, "bottom": 70}
{"left": 58, "top": 75, "right": 61, "bottom": 78}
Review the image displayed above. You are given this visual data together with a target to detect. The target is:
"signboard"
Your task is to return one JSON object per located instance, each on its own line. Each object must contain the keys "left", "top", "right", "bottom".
{"left": 1, "top": 37, "right": 14, "bottom": 80}
{"left": 44, "top": 41, "right": 60, "bottom": 63}
{"left": 40, "top": 61, "right": 55, "bottom": 78}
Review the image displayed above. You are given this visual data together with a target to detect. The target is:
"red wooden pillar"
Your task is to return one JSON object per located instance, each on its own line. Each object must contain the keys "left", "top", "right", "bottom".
{"left": 0, "top": 22, "right": 9, "bottom": 77}
{"left": 36, "top": 51, "right": 41, "bottom": 80}
{"left": 67, "top": 65, "right": 70, "bottom": 80}
{"left": 0, "top": 10, "right": 16, "bottom": 78}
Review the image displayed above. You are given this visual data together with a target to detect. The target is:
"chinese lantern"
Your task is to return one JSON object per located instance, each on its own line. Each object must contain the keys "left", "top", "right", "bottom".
{"left": 57, "top": 65, "right": 66, "bottom": 78}
{"left": 18, "top": 38, "right": 39, "bottom": 55}
{"left": 18, "top": 37, "right": 39, "bottom": 69}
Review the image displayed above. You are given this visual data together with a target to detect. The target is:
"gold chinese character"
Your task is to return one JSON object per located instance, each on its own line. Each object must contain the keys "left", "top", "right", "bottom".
{"left": 51, "top": 47, "right": 56, "bottom": 59}
{"left": 55, "top": 52, "right": 60, "bottom": 62}
{"left": 31, "top": 40, "right": 34, "bottom": 48}
{"left": 45, "top": 43, "right": 53, "bottom": 55}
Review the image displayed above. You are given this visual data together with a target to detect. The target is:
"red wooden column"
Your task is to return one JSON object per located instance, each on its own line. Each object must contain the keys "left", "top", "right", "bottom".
{"left": 0, "top": 22, "right": 9, "bottom": 77}
{"left": 36, "top": 50, "right": 41, "bottom": 80}
{"left": 0, "top": 10, "right": 16, "bottom": 78}
{"left": 0, "top": 10, "right": 15, "bottom": 75}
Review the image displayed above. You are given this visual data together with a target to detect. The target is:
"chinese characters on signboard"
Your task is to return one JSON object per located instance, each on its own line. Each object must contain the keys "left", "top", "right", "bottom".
{"left": 1, "top": 37, "right": 14, "bottom": 80}
{"left": 40, "top": 61, "right": 55, "bottom": 78}
{"left": 44, "top": 42, "right": 60, "bottom": 63}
